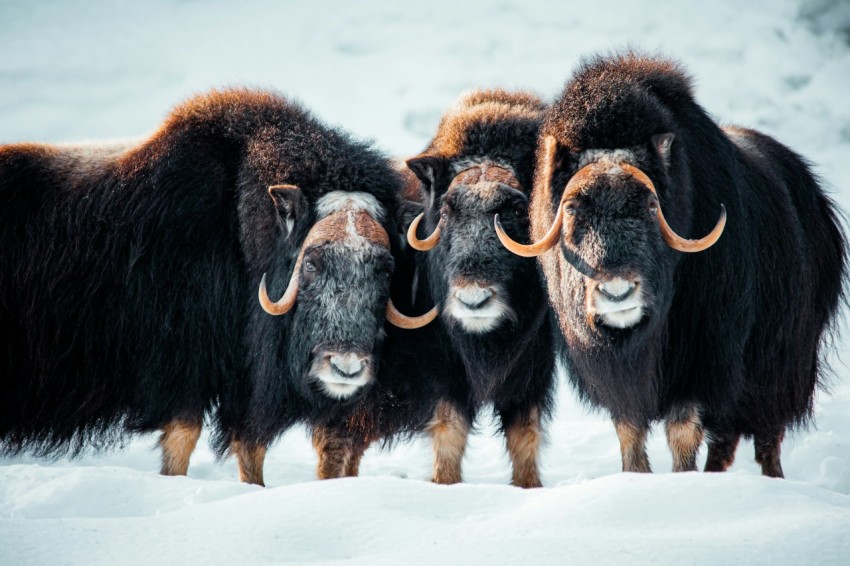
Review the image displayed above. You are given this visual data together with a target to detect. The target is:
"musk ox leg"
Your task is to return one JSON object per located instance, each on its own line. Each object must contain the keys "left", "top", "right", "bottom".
{"left": 754, "top": 429, "right": 785, "bottom": 478}
{"left": 665, "top": 404, "right": 704, "bottom": 472}
{"left": 428, "top": 400, "right": 470, "bottom": 485}
{"left": 230, "top": 439, "right": 267, "bottom": 486}
{"left": 312, "top": 425, "right": 373, "bottom": 479}
{"left": 312, "top": 425, "right": 351, "bottom": 480}
{"left": 614, "top": 419, "right": 651, "bottom": 473}
{"left": 502, "top": 407, "right": 543, "bottom": 488}
{"left": 704, "top": 431, "right": 740, "bottom": 472}
{"left": 159, "top": 419, "right": 202, "bottom": 476}
{"left": 344, "top": 439, "right": 371, "bottom": 477}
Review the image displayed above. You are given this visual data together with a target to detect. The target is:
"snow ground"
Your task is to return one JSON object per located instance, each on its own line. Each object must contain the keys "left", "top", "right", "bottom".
{"left": 1, "top": 0, "right": 850, "bottom": 564}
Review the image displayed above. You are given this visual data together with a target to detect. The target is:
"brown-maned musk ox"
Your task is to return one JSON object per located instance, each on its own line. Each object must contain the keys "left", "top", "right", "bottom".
{"left": 496, "top": 52, "right": 847, "bottom": 477}
{"left": 0, "top": 88, "right": 434, "bottom": 484}
{"left": 312, "top": 90, "right": 557, "bottom": 487}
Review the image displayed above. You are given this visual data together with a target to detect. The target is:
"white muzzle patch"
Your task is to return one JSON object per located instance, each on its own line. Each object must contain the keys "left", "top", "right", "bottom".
{"left": 311, "top": 353, "right": 373, "bottom": 400}
{"left": 445, "top": 283, "right": 516, "bottom": 334}
{"left": 592, "top": 277, "right": 645, "bottom": 329}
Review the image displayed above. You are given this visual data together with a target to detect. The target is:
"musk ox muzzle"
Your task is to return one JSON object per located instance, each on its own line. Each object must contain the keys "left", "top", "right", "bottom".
{"left": 588, "top": 275, "right": 646, "bottom": 329}
{"left": 310, "top": 350, "right": 374, "bottom": 400}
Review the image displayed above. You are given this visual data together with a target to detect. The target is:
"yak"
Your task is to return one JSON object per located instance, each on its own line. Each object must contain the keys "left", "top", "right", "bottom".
{"left": 495, "top": 53, "right": 847, "bottom": 477}
{"left": 0, "top": 88, "right": 433, "bottom": 485}
{"left": 311, "top": 90, "right": 557, "bottom": 487}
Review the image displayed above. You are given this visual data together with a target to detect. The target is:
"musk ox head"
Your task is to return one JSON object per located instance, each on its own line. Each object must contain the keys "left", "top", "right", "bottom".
{"left": 406, "top": 157, "right": 535, "bottom": 334}
{"left": 401, "top": 88, "right": 546, "bottom": 337}
{"left": 496, "top": 135, "right": 725, "bottom": 346}
{"left": 258, "top": 187, "right": 436, "bottom": 401}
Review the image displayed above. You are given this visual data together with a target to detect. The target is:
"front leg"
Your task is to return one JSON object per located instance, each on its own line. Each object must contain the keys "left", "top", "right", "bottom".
{"left": 614, "top": 419, "right": 651, "bottom": 473}
{"left": 312, "top": 425, "right": 361, "bottom": 480}
{"left": 501, "top": 406, "right": 543, "bottom": 488}
{"left": 344, "top": 438, "right": 372, "bottom": 477}
{"left": 230, "top": 439, "right": 267, "bottom": 486}
{"left": 427, "top": 399, "right": 470, "bottom": 484}
{"left": 159, "top": 418, "right": 202, "bottom": 476}
{"left": 664, "top": 403, "right": 704, "bottom": 472}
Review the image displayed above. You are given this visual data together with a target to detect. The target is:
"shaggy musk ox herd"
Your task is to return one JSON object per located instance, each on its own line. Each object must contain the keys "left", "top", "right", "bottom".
{"left": 0, "top": 51, "right": 846, "bottom": 487}
{"left": 312, "top": 90, "right": 556, "bottom": 487}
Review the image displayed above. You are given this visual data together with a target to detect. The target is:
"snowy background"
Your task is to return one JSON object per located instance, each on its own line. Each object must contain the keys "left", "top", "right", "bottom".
{"left": 2, "top": 0, "right": 850, "bottom": 564}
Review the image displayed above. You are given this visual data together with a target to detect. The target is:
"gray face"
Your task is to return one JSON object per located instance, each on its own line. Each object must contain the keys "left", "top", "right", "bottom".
{"left": 292, "top": 240, "right": 394, "bottom": 400}
{"left": 433, "top": 164, "right": 530, "bottom": 334}
{"left": 289, "top": 191, "right": 395, "bottom": 400}
{"left": 556, "top": 157, "right": 674, "bottom": 336}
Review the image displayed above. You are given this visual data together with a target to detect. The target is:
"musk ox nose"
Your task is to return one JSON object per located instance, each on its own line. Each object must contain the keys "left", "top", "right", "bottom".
{"left": 328, "top": 353, "right": 368, "bottom": 379}
{"left": 454, "top": 286, "right": 494, "bottom": 310}
{"left": 597, "top": 278, "right": 638, "bottom": 302}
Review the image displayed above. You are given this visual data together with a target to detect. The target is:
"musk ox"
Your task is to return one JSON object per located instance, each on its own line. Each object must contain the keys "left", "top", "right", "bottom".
{"left": 496, "top": 53, "right": 847, "bottom": 477}
{"left": 312, "top": 90, "right": 557, "bottom": 487}
{"left": 0, "top": 89, "right": 432, "bottom": 484}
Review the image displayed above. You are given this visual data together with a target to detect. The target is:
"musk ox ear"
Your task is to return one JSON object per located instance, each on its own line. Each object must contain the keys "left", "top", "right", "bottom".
{"left": 406, "top": 155, "right": 449, "bottom": 196}
{"left": 652, "top": 133, "right": 675, "bottom": 168}
{"left": 268, "top": 184, "right": 304, "bottom": 237}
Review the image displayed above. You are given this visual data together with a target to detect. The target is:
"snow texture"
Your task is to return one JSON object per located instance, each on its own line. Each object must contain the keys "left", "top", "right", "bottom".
{"left": 1, "top": 0, "right": 850, "bottom": 564}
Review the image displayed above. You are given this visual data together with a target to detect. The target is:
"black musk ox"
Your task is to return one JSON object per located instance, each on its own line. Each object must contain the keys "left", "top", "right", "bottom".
{"left": 496, "top": 53, "right": 847, "bottom": 477}
{"left": 312, "top": 90, "right": 557, "bottom": 487}
{"left": 0, "top": 89, "right": 433, "bottom": 484}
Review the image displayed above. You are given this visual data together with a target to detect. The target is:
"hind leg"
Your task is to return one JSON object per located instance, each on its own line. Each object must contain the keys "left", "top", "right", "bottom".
{"left": 665, "top": 404, "right": 704, "bottom": 472}
{"left": 428, "top": 399, "right": 470, "bottom": 485}
{"left": 614, "top": 419, "right": 651, "bottom": 473}
{"left": 754, "top": 429, "right": 785, "bottom": 478}
{"left": 159, "top": 418, "right": 202, "bottom": 476}
{"left": 704, "top": 430, "right": 740, "bottom": 472}
{"left": 499, "top": 406, "right": 543, "bottom": 488}
{"left": 230, "top": 439, "right": 267, "bottom": 486}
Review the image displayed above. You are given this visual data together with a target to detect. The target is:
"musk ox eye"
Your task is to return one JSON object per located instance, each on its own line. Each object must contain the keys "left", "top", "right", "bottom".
{"left": 648, "top": 196, "right": 659, "bottom": 214}
{"left": 564, "top": 203, "right": 576, "bottom": 216}
{"left": 304, "top": 260, "right": 317, "bottom": 273}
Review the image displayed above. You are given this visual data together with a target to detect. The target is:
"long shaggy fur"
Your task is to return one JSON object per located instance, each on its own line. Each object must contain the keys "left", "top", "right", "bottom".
{"left": 315, "top": 90, "right": 557, "bottom": 485}
{"left": 0, "top": 88, "right": 403, "bottom": 459}
{"left": 537, "top": 52, "right": 847, "bottom": 472}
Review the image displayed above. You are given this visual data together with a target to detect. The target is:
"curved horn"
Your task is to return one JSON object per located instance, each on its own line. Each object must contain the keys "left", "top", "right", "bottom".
{"left": 258, "top": 254, "right": 303, "bottom": 315}
{"left": 407, "top": 212, "right": 442, "bottom": 251}
{"left": 658, "top": 204, "right": 726, "bottom": 252}
{"left": 386, "top": 299, "right": 439, "bottom": 329}
{"left": 620, "top": 163, "right": 726, "bottom": 253}
{"left": 495, "top": 135, "right": 563, "bottom": 258}
{"left": 495, "top": 204, "right": 564, "bottom": 258}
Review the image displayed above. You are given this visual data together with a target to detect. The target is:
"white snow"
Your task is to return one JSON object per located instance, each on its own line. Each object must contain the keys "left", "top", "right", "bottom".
{"left": 2, "top": 0, "right": 850, "bottom": 564}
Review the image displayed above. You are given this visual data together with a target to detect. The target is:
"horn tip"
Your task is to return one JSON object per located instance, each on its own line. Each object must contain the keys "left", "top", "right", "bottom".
{"left": 258, "top": 273, "right": 268, "bottom": 296}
